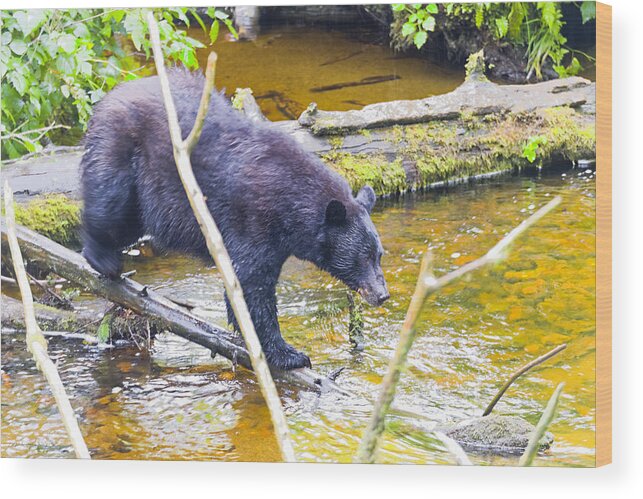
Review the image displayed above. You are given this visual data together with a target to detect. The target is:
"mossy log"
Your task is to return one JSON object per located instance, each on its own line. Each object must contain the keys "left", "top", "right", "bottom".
{"left": 0, "top": 221, "right": 348, "bottom": 394}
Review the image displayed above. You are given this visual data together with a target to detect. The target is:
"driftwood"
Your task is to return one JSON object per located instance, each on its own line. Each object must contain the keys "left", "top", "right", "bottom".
{"left": 355, "top": 196, "right": 562, "bottom": 464}
{"left": 147, "top": 12, "right": 296, "bottom": 462}
{"left": 0, "top": 221, "right": 348, "bottom": 395}
{"left": 3, "top": 182, "right": 90, "bottom": 459}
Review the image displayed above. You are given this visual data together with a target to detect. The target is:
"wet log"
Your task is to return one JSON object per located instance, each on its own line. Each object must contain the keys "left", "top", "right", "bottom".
{"left": 0, "top": 221, "right": 349, "bottom": 395}
{"left": 254, "top": 90, "right": 302, "bottom": 120}
{"left": 1, "top": 295, "right": 100, "bottom": 334}
{"left": 299, "top": 75, "right": 595, "bottom": 134}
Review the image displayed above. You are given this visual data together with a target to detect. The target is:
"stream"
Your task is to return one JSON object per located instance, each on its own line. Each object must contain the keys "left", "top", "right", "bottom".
{"left": 1, "top": 164, "right": 596, "bottom": 466}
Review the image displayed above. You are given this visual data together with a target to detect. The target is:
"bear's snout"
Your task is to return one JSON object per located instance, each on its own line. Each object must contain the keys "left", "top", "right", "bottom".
{"left": 359, "top": 274, "right": 390, "bottom": 307}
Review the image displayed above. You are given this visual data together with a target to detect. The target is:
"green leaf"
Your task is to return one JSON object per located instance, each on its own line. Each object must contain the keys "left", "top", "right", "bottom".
{"left": 8, "top": 71, "right": 27, "bottom": 95}
{"left": 392, "top": 4, "right": 406, "bottom": 12}
{"left": 9, "top": 38, "right": 27, "bottom": 55}
{"left": 580, "top": 1, "right": 596, "bottom": 24}
{"left": 223, "top": 19, "right": 238, "bottom": 39}
{"left": 495, "top": 17, "right": 509, "bottom": 38}
{"left": 414, "top": 30, "right": 428, "bottom": 49}
{"left": 508, "top": 2, "right": 526, "bottom": 41}
{"left": 422, "top": 16, "right": 436, "bottom": 32}
{"left": 61, "top": 84, "right": 70, "bottom": 98}
{"left": 97, "top": 314, "right": 111, "bottom": 343}
{"left": 426, "top": 4, "right": 438, "bottom": 14}
{"left": 14, "top": 10, "right": 46, "bottom": 37}
{"left": 192, "top": 11, "right": 207, "bottom": 33}
{"left": 58, "top": 34, "right": 76, "bottom": 54}
{"left": 209, "top": 20, "right": 220, "bottom": 44}
{"left": 401, "top": 22, "right": 416, "bottom": 37}
{"left": 475, "top": 6, "right": 484, "bottom": 28}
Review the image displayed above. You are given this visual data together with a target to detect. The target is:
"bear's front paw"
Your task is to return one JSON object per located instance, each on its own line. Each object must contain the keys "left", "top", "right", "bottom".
{"left": 266, "top": 344, "right": 312, "bottom": 370}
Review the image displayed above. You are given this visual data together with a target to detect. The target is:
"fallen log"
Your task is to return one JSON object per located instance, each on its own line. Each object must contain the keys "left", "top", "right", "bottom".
{"left": 2, "top": 295, "right": 101, "bottom": 333}
{"left": 0, "top": 221, "right": 349, "bottom": 395}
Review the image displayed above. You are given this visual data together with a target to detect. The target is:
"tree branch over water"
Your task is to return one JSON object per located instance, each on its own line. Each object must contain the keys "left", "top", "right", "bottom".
{"left": 355, "top": 196, "right": 562, "bottom": 464}
{"left": 146, "top": 12, "right": 296, "bottom": 462}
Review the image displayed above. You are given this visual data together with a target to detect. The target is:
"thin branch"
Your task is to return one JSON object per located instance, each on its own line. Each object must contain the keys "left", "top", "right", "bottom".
{"left": 519, "top": 383, "right": 565, "bottom": 466}
{"left": 185, "top": 52, "right": 218, "bottom": 152}
{"left": 355, "top": 196, "right": 562, "bottom": 464}
{"left": 3, "top": 181, "right": 90, "bottom": 459}
{"left": 1, "top": 123, "right": 70, "bottom": 142}
{"left": 1, "top": 274, "right": 67, "bottom": 286}
{"left": 146, "top": 12, "right": 296, "bottom": 462}
{"left": 482, "top": 343, "right": 567, "bottom": 417}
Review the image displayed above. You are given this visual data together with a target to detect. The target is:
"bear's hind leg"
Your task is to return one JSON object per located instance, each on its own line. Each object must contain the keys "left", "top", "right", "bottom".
{"left": 81, "top": 154, "right": 143, "bottom": 278}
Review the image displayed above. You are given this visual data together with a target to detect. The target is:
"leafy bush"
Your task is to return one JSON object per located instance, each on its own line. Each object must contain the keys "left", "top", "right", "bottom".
{"left": 0, "top": 8, "right": 236, "bottom": 159}
{"left": 391, "top": 2, "right": 596, "bottom": 80}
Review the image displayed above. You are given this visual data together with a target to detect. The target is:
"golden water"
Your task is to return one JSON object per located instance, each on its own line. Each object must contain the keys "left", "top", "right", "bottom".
{"left": 191, "top": 25, "right": 463, "bottom": 120}
{"left": 1, "top": 166, "right": 596, "bottom": 465}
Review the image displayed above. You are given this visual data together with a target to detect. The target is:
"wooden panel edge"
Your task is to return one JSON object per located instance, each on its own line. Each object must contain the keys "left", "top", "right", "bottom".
{"left": 595, "top": 1, "right": 612, "bottom": 468}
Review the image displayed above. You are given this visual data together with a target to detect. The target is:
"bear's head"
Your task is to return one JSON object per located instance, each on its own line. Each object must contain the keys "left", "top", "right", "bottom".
{"left": 319, "top": 185, "right": 390, "bottom": 307}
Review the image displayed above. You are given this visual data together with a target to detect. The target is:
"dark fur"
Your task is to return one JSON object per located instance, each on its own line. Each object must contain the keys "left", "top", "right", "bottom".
{"left": 80, "top": 68, "right": 389, "bottom": 369}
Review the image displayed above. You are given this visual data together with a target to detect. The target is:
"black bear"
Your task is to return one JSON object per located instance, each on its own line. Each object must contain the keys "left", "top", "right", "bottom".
{"left": 80, "top": 68, "right": 389, "bottom": 370}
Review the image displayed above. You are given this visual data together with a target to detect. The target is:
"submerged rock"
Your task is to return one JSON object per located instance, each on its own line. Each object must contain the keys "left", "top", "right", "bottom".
{"left": 443, "top": 414, "right": 554, "bottom": 454}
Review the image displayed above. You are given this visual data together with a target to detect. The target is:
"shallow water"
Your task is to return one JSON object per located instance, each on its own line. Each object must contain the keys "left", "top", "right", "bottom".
{"left": 1, "top": 165, "right": 596, "bottom": 465}
{"left": 190, "top": 25, "right": 464, "bottom": 121}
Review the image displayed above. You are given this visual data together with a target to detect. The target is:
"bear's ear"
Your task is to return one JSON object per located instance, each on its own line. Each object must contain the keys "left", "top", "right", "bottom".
{"left": 356, "top": 185, "right": 376, "bottom": 213}
{"left": 325, "top": 199, "right": 347, "bottom": 226}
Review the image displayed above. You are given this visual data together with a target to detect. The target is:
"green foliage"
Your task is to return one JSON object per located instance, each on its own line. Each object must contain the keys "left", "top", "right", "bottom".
{"left": 1, "top": 8, "right": 235, "bottom": 159}
{"left": 97, "top": 313, "right": 112, "bottom": 343}
{"left": 390, "top": 3, "right": 594, "bottom": 80}
{"left": 392, "top": 3, "right": 438, "bottom": 49}
{"left": 521, "top": 135, "right": 548, "bottom": 163}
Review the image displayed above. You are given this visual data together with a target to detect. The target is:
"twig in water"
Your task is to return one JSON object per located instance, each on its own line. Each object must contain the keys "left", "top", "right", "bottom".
{"left": 519, "top": 383, "right": 565, "bottom": 466}
{"left": 355, "top": 196, "right": 562, "bottom": 464}
{"left": 146, "top": 12, "right": 296, "bottom": 462}
{"left": 3, "top": 181, "right": 90, "bottom": 459}
{"left": 482, "top": 344, "right": 567, "bottom": 417}
{"left": 27, "top": 271, "right": 74, "bottom": 310}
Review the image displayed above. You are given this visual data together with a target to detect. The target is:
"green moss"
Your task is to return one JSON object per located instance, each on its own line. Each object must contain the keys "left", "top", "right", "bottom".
{"left": 321, "top": 151, "right": 407, "bottom": 196}
{"left": 327, "top": 135, "right": 345, "bottom": 151}
{"left": 14, "top": 194, "right": 81, "bottom": 247}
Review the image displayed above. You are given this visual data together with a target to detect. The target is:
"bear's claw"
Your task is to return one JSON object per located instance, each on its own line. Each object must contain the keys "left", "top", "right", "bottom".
{"left": 266, "top": 344, "right": 312, "bottom": 370}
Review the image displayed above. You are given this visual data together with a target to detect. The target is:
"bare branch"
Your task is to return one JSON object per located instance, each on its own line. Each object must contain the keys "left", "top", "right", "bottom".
{"left": 146, "top": 12, "right": 296, "bottom": 462}
{"left": 185, "top": 52, "right": 218, "bottom": 152}
{"left": 482, "top": 344, "right": 567, "bottom": 417}
{"left": 3, "top": 181, "right": 90, "bottom": 459}
{"left": 519, "top": 383, "right": 565, "bottom": 466}
{"left": 355, "top": 196, "right": 562, "bottom": 464}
